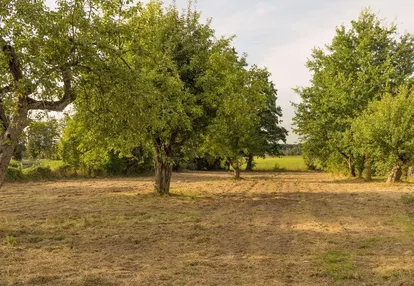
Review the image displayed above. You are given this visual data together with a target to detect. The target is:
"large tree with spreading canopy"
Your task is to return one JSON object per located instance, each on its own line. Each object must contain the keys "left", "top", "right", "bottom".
{"left": 293, "top": 9, "right": 414, "bottom": 176}
{"left": 0, "top": 0, "right": 102, "bottom": 186}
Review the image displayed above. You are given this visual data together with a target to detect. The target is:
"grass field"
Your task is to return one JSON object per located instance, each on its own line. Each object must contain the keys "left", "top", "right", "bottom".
{"left": 39, "top": 160, "right": 65, "bottom": 170}
{"left": 250, "top": 156, "right": 306, "bottom": 171}
{"left": 1, "top": 171, "right": 414, "bottom": 285}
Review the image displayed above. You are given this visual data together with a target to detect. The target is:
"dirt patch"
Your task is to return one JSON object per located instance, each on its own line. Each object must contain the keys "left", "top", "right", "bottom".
{"left": 0, "top": 172, "right": 413, "bottom": 285}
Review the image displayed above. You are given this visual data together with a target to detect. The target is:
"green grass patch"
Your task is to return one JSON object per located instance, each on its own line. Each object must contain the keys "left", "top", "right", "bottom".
{"left": 318, "top": 250, "right": 359, "bottom": 281}
{"left": 6, "top": 160, "right": 78, "bottom": 183}
{"left": 39, "top": 160, "right": 65, "bottom": 171}
{"left": 401, "top": 194, "right": 414, "bottom": 205}
{"left": 400, "top": 215, "right": 414, "bottom": 232}
{"left": 246, "top": 156, "right": 307, "bottom": 171}
{"left": 3, "top": 234, "right": 17, "bottom": 247}
{"left": 358, "top": 237, "right": 383, "bottom": 249}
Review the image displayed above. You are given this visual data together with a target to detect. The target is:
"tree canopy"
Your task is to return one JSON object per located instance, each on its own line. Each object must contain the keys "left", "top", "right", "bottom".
{"left": 294, "top": 9, "right": 414, "bottom": 176}
{"left": 70, "top": 1, "right": 286, "bottom": 193}
{"left": 0, "top": 0, "right": 100, "bottom": 185}
{"left": 352, "top": 87, "right": 414, "bottom": 182}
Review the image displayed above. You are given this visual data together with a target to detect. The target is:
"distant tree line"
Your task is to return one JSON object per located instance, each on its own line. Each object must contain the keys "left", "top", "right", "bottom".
{"left": 279, "top": 144, "right": 302, "bottom": 156}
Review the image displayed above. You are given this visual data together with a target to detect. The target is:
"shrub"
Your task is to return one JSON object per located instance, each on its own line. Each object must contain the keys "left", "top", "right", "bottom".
{"left": 272, "top": 163, "right": 281, "bottom": 171}
{"left": 54, "top": 164, "right": 77, "bottom": 178}
{"left": 8, "top": 160, "right": 20, "bottom": 168}
{"left": 22, "top": 166, "right": 53, "bottom": 181}
{"left": 105, "top": 151, "right": 127, "bottom": 175}
{"left": 6, "top": 167, "right": 23, "bottom": 182}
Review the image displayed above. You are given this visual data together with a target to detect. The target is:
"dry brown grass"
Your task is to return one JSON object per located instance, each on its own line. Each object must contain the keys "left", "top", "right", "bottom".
{"left": 1, "top": 171, "right": 414, "bottom": 285}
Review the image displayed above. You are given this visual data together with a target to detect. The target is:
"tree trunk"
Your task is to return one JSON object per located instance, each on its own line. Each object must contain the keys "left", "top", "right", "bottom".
{"left": 234, "top": 166, "right": 241, "bottom": 179}
{"left": 408, "top": 166, "right": 414, "bottom": 181}
{"left": 0, "top": 99, "right": 28, "bottom": 187}
{"left": 245, "top": 154, "right": 254, "bottom": 171}
{"left": 349, "top": 164, "right": 356, "bottom": 177}
{"left": 0, "top": 41, "right": 75, "bottom": 189}
{"left": 230, "top": 159, "right": 242, "bottom": 179}
{"left": 154, "top": 142, "right": 172, "bottom": 195}
{"left": 0, "top": 141, "right": 17, "bottom": 186}
{"left": 154, "top": 160, "right": 172, "bottom": 195}
{"left": 365, "top": 154, "right": 372, "bottom": 181}
{"left": 387, "top": 165, "right": 403, "bottom": 183}
{"left": 346, "top": 158, "right": 356, "bottom": 177}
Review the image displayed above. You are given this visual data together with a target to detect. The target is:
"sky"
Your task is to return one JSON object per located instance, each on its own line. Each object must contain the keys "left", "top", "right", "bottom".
{"left": 45, "top": 0, "right": 414, "bottom": 143}
{"left": 165, "top": 0, "right": 414, "bottom": 143}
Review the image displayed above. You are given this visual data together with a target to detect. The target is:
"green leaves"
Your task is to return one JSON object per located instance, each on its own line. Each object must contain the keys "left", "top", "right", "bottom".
{"left": 294, "top": 9, "right": 414, "bottom": 174}
{"left": 75, "top": 1, "right": 222, "bottom": 159}
{"left": 352, "top": 87, "right": 414, "bottom": 170}
{"left": 26, "top": 119, "right": 60, "bottom": 160}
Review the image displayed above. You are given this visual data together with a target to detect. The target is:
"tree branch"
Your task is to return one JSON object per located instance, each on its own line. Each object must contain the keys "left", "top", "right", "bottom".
{"left": 27, "top": 68, "right": 75, "bottom": 111}
{"left": 1, "top": 38, "right": 23, "bottom": 82}
{"left": 0, "top": 102, "right": 10, "bottom": 131}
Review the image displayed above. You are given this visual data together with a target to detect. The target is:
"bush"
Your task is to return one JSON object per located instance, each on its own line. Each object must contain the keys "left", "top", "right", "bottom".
{"left": 22, "top": 166, "right": 53, "bottom": 181}
{"left": 104, "top": 150, "right": 153, "bottom": 176}
{"left": 54, "top": 164, "right": 77, "bottom": 178}
{"left": 6, "top": 167, "right": 23, "bottom": 182}
{"left": 105, "top": 151, "right": 127, "bottom": 175}
{"left": 9, "top": 160, "right": 20, "bottom": 168}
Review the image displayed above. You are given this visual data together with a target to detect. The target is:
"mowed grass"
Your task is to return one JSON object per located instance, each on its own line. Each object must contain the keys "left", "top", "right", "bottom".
{"left": 248, "top": 156, "right": 307, "bottom": 171}
{"left": 1, "top": 172, "right": 414, "bottom": 285}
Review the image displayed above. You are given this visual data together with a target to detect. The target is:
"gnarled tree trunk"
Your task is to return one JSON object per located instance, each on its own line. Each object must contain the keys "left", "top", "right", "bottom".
{"left": 0, "top": 37, "right": 77, "bottom": 188}
{"left": 0, "top": 134, "right": 21, "bottom": 187}
{"left": 154, "top": 141, "right": 173, "bottom": 195}
{"left": 387, "top": 165, "right": 403, "bottom": 183}
{"left": 245, "top": 154, "right": 254, "bottom": 171}
{"left": 0, "top": 98, "right": 29, "bottom": 187}
{"left": 0, "top": 143, "right": 15, "bottom": 186}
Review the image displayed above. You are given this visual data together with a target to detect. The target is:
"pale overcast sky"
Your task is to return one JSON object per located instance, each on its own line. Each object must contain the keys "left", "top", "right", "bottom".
{"left": 173, "top": 0, "right": 414, "bottom": 143}
{"left": 46, "top": 0, "right": 414, "bottom": 143}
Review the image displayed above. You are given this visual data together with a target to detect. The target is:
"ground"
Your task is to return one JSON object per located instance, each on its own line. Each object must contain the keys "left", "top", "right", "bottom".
{"left": 1, "top": 171, "right": 414, "bottom": 286}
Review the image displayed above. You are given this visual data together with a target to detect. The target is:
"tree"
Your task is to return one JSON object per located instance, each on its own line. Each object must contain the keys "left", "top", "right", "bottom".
{"left": 202, "top": 60, "right": 273, "bottom": 179}
{"left": 26, "top": 118, "right": 60, "bottom": 160}
{"left": 76, "top": 1, "right": 231, "bottom": 194}
{"left": 244, "top": 68, "right": 287, "bottom": 171}
{"left": 0, "top": 0, "right": 98, "bottom": 187}
{"left": 293, "top": 9, "right": 414, "bottom": 176}
{"left": 352, "top": 87, "right": 414, "bottom": 183}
